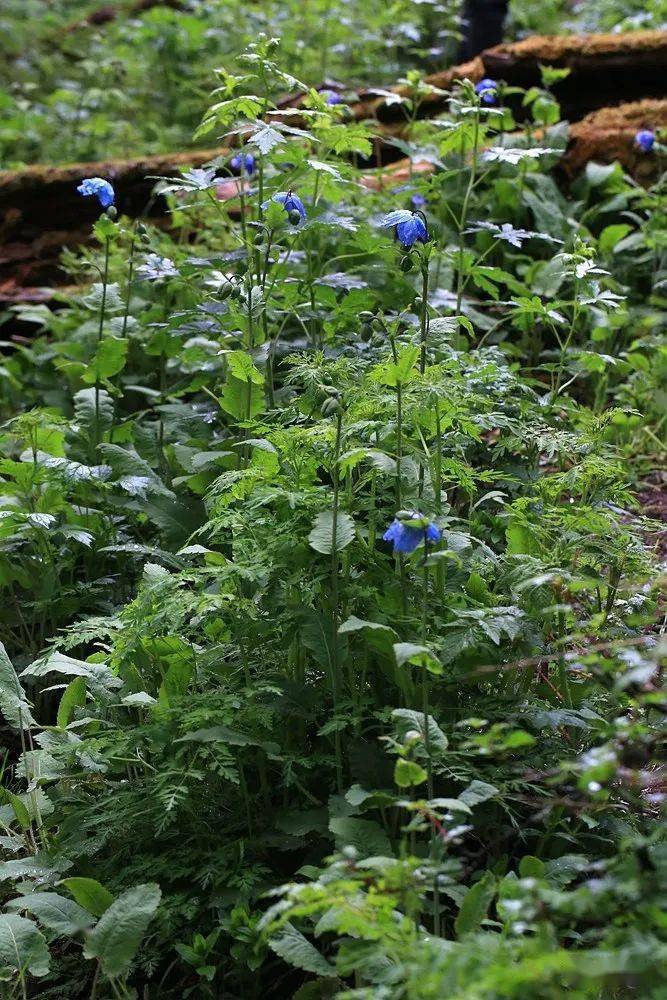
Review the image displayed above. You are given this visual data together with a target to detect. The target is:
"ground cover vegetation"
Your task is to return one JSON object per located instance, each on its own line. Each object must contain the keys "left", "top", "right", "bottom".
{"left": 0, "top": 16, "right": 666, "bottom": 1000}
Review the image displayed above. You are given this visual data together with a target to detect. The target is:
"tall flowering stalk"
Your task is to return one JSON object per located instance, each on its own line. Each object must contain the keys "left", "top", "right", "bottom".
{"left": 77, "top": 177, "right": 116, "bottom": 452}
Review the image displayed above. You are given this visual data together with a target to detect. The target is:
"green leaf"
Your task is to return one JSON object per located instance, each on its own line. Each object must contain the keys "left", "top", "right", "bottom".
{"left": 599, "top": 223, "right": 632, "bottom": 256}
{"left": 219, "top": 375, "right": 264, "bottom": 421}
{"left": 519, "top": 855, "right": 546, "bottom": 879}
{"left": 60, "top": 878, "right": 114, "bottom": 918}
{"left": 300, "top": 611, "right": 348, "bottom": 676}
{"left": 73, "top": 387, "right": 114, "bottom": 440}
{"left": 82, "top": 337, "right": 128, "bottom": 384}
{"left": 6, "top": 893, "right": 95, "bottom": 937}
{"left": 394, "top": 758, "right": 427, "bottom": 788}
{"left": 308, "top": 510, "right": 355, "bottom": 554}
{"left": 83, "top": 883, "right": 161, "bottom": 978}
{"left": 393, "top": 642, "right": 442, "bottom": 675}
{"left": 226, "top": 350, "right": 264, "bottom": 385}
{"left": 0, "top": 914, "right": 50, "bottom": 978}
{"left": 392, "top": 708, "right": 449, "bottom": 754}
{"left": 0, "top": 788, "right": 31, "bottom": 831}
{"left": 0, "top": 641, "right": 34, "bottom": 730}
{"left": 338, "top": 615, "right": 395, "bottom": 637}
{"left": 459, "top": 780, "right": 499, "bottom": 808}
{"left": 57, "top": 676, "right": 87, "bottom": 729}
{"left": 269, "top": 923, "right": 336, "bottom": 977}
{"left": 329, "top": 816, "right": 393, "bottom": 857}
{"left": 455, "top": 871, "right": 496, "bottom": 938}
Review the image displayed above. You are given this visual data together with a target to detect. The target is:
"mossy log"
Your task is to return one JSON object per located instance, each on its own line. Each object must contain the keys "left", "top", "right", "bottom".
{"left": 348, "top": 30, "right": 667, "bottom": 124}
{"left": 1, "top": 31, "right": 665, "bottom": 304}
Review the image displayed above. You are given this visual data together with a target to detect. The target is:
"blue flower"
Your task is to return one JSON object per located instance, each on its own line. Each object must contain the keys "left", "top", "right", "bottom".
{"left": 77, "top": 177, "right": 115, "bottom": 209}
{"left": 634, "top": 129, "right": 655, "bottom": 153}
{"left": 475, "top": 78, "right": 498, "bottom": 105}
{"left": 321, "top": 89, "right": 342, "bottom": 105}
{"left": 383, "top": 511, "right": 441, "bottom": 554}
{"left": 230, "top": 153, "right": 256, "bottom": 175}
{"left": 411, "top": 193, "right": 426, "bottom": 208}
{"left": 272, "top": 191, "right": 307, "bottom": 223}
{"left": 396, "top": 213, "right": 427, "bottom": 248}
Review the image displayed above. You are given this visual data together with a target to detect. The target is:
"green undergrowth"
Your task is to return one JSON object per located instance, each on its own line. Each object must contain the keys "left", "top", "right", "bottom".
{"left": 0, "top": 36, "right": 665, "bottom": 1000}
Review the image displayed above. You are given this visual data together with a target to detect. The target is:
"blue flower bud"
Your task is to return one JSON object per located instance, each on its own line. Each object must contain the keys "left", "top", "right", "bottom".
{"left": 230, "top": 153, "right": 256, "bottom": 175}
{"left": 272, "top": 191, "right": 307, "bottom": 224}
{"left": 475, "top": 78, "right": 498, "bottom": 105}
{"left": 321, "top": 89, "right": 342, "bottom": 105}
{"left": 77, "top": 177, "right": 115, "bottom": 209}
{"left": 634, "top": 129, "right": 655, "bottom": 153}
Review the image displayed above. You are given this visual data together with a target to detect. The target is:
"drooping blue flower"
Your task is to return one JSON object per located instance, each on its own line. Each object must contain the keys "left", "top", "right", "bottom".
{"left": 396, "top": 213, "right": 428, "bottom": 248}
{"left": 230, "top": 153, "right": 256, "bottom": 175}
{"left": 634, "top": 129, "right": 655, "bottom": 153}
{"left": 77, "top": 177, "right": 115, "bottom": 209}
{"left": 272, "top": 191, "right": 307, "bottom": 223}
{"left": 383, "top": 511, "right": 441, "bottom": 555}
{"left": 321, "top": 89, "right": 342, "bottom": 105}
{"left": 475, "top": 78, "right": 498, "bottom": 105}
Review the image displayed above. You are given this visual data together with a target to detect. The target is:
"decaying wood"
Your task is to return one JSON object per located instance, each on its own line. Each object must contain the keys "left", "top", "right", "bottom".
{"left": 562, "top": 98, "right": 667, "bottom": 178}
{"left": 349, "top": 30, "right": 667, "bottom": 124}
{"left": 0, "top": 147, "right": 228, "bottom": 301}
{"left": 64, "top": 0, "right": 185, "bottom": 33}
{"left": 1, "top": 30, "right": 665, "bottom": 304}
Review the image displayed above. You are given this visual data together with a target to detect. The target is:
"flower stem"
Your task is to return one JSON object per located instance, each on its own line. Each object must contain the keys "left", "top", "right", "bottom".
{"left": 93, "top": 236, "right": 110, "bottom": 454}
{"left": 330, "top": 406, "right": 344, "bottom": 793}
{"left": 421, "top": 540, "right": 433, "bottom": 799}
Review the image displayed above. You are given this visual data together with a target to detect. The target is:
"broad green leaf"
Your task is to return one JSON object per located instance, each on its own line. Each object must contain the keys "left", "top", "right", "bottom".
{"left": 329, "top": 816, "right": 393, "bottom": 857}
{"left": 394, "top": 758, "right": 427, "bottom": 788}
{"left": 57, "top": 676, "right": 86, "bottom": 729}
{"left": 455, "top": 871, "right": 496, "bottom": 938}
{"left": 6, "top": 893, "right": 94, "bottom": 936}
{"left": 226, "top": 350, "right": 264, "bottom": 385}
{"left": 308, "top": 510, "right": 355, "bottom": 554}
{"left": 0, "top": 788, "right": 31, "bottom": 831}
{"left": 0, "top": 641, "right": 34, "bottom": 730}
{"left": 392, "top": 708, "right": 449, "bottom": 754}
{"left": 393, "top": 642, "right": 442, "bottom": 675}
{"left": 60, "top": 878, "right": 114, "bottom": 918}
{"left": 269, "top": 923, "right": 336, "bottom": 977}
{"left": 219, "top": 375, "right": 264, "bottom": 420}
{"left": 83, "top": 883, "right": 161, "bottom": 977}
{"left": 0, "top": 913, "right": 50, "bottom": 978}
{"left": 519, "top": 855, "right": 546, "bottom": 879}
{"left": 458, "top": 780, "right": 499, "bottom": 808}
{"left": 82, "top": 337, "right": 128, "bottom": 384}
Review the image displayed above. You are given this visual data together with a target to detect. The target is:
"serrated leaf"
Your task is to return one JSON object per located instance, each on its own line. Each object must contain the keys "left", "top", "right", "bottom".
{"left": 82, "top": 337, "right": 128, "bottom": 384}
{"left": 308, "top": 510, "right": 355, "bottom": 554}
{"left": 329, "top": 816, "right": 393, "bottom": 856}
{"left": 83, "top": 883, "right": 161, "bottom": 977}
{"left": 0, "top": 641, "right": 34, "bottom": 730}
{"left": 269, "top": 923, "right": 336, "bottom": 977}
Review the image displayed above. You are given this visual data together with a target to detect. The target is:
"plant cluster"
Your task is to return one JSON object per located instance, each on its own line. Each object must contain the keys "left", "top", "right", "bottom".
{"left": 0, "top": 34, "right": 665, "bottom": 1000}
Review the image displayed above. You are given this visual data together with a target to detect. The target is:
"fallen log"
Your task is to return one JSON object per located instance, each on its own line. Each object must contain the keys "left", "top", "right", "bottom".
{"left": 0, "top": 147, "right": 227, "bottom": 300}
{"left": 2, "top": 31, "right": 665, "bottom": 304}
{"left": 349, "top": 30, "right": 667, "bottom": 124}
{"left": 561, "top": 98, "right": 667, "bottom": 179}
